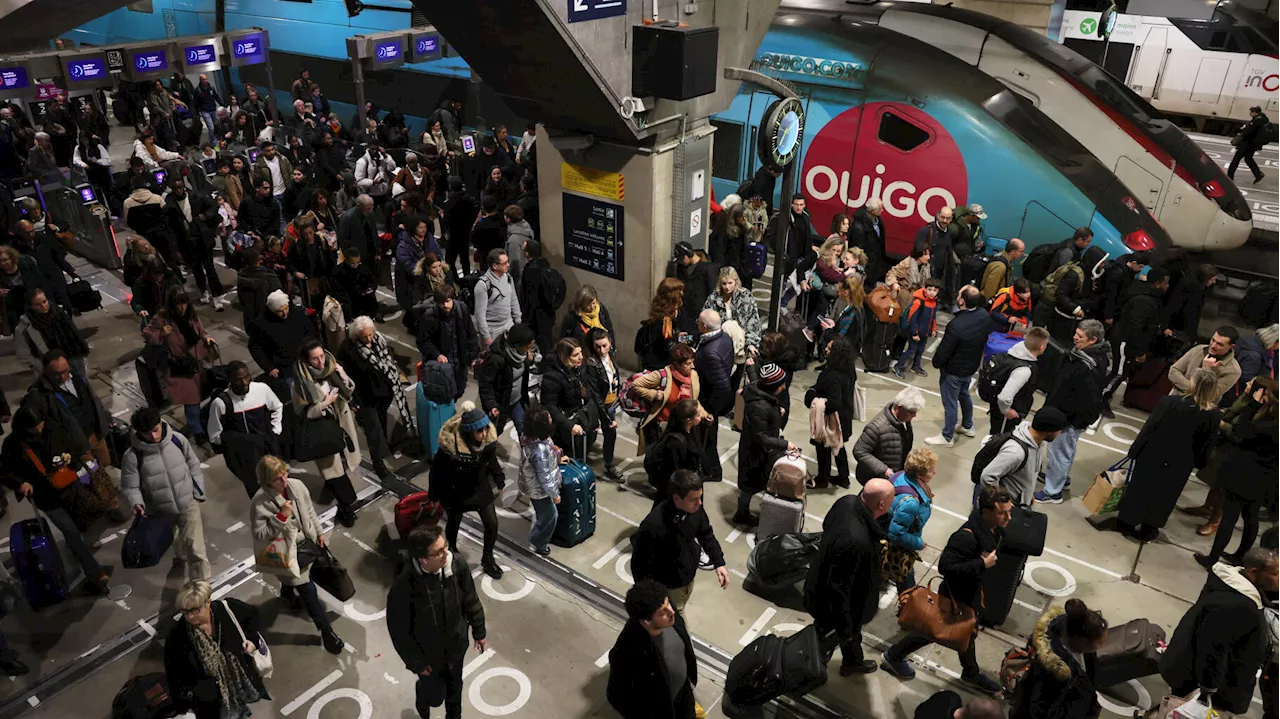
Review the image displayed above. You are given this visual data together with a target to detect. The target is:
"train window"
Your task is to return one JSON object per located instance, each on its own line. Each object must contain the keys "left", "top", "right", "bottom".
{"left": 984, "top": 91, "right": 1086, "bottom": 171}
{"left": 877, "top": 111, "right": 930, "bottom": 152}
{"left": 710, "top": 119, "right": 744, "bottom": 181}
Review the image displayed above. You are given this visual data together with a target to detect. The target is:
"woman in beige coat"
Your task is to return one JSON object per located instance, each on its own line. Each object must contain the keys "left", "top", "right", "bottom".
{"left": 292, "top": 339, "right": 362, "bottom": 527}
{"left": 250, "top": 455, "right": 344, "bottom": 654}
{"left": 885, "top": 246, "right": 933, "bottom": 314}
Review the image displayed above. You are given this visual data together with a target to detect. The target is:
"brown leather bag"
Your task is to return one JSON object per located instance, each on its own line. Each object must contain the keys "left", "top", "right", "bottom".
{"left": 895, "top": 575, "right": 978, "bottom": 653}
{"left": 866, "top": 285, "right": 900, "bottom": 324}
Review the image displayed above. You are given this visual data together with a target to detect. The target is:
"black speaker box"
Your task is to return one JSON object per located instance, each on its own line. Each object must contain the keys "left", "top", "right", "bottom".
{"left": 631, "top": 23, "right": 719, "bottom": 101}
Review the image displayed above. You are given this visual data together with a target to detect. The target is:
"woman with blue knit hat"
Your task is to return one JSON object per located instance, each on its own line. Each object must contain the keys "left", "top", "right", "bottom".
{"left": 430, "top": 400, "right": 505, "bottom": 578}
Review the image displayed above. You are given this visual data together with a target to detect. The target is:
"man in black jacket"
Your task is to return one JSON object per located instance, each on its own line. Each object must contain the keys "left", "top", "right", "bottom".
{"left": 476, "top": 323, "right": 535, "bottom": 434}
{"left": 1038, "top": 320, "right": 1111, "bottom": 505}
{"left": 387, "top": 525, "right": 487, "bottom": 719}
{"left": 927, "top": 286, "right": 997, "bottom": 447}
{"left": 440, "top": 177, "right": 477, "bottom": 276}
{"left": 667, "top": 242, "right": 718, "bottom": 336}
{"left": 694, "top": 310, "right": 734, "bottom": 481}
{"left": 733, "top": 365, "right": 798, "bottom": 525}
{"left": 1096, "top": 252, "right": 1148, "bottom": 324}
{"left": 742, "top": 164, "right": 781, "bottom": 217}
{"left": 416, "top": 285, "right": 478, "bottom": 401}
{"left": 1101, "top": 267, "right": 1170, "bottom": 416}
{"left": 915, "top": 206, "right": 959, "bottom": 303}
{"left": 632, "top": 470, "right": 728, "bottom": 612}
{"left": 804, "top": 478, "right": 895, "bottom": 676}
{"left": 235, "top": 249, "right": 283, "bottom": 327}
{"left": 337, "top": 195, "right": 379, "bottom": 269}
{"left": 850, "top": 198, "right": 888, "bottom": 284}
{"left": 1228, "top": 106, "right": 1269, "bottom": 184}
{"left": 165, "top": 179, "right": 224, "bottom": 308}
{"left": 1163, "top": 263, "right": 1217, "bottom": 341}
{"left": 24, "top": 349, "right": 111, "bottom": 468}
{"left": 248, "top": 290, "right": 317, "bottom": 399}
{"left": 470, "top": 194, "right": 506, "bottom": 259}
{"left": 607, "top": 579, "right": 699, "bottom": 719}
{"left": 1161, "top": 547, "right": 1276, "bottom": 715}
{"left": 880, "top": 485, "right": 1011, "bottom": 695}
{"left": 764, "top": 194, "right": 819, "bottom": 276}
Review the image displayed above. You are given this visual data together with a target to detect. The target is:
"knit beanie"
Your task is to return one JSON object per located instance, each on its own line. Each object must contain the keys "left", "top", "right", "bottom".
{"left": 759, "top": 363, "right": 787, "bottom": 389}
{"left": 1031, "top": 407, "right": 1069, "bottom": 433}
{"left": 459, "top": 401, "right": 490, "bottom": 433}
{"left": 266, "top": 290, "right": 290, "bottom": 312}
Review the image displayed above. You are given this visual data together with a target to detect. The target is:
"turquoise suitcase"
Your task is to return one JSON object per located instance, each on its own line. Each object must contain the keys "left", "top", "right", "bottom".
{"left": 415, "top": 383, "right": 454, "bottom": 459}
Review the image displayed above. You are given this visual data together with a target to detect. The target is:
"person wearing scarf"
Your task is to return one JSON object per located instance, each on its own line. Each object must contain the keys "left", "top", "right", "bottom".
{"left": 292, "top": 340, "right": 361, "bottom": 527}
{"left": 337, "top": 316, "right": 415, "bottom": 480}
{"left": 430, "top": 401, "right": 505, "bottom": 579}
{"left": 559, "top": 285, "right": 615, "bottom": 347}
{"left": 414, "top": 252, "right": 456, "bottom": 306}
{"left": 165, "top": 580, "right": 268, "bottom": 719}
{"left": 635, "top": 277, "right": 686, "bottom": 371}
{"left": 539, "top": 338, "right": 606, "bottom": 453}
{"left": 144, "top": 286, "right": 215, "bottom": 443}
{"left": 632, "top": 343, "right": 712, "bottom": 453}
{"left": 15, "top": 288, "right": 89, "bottom": 377}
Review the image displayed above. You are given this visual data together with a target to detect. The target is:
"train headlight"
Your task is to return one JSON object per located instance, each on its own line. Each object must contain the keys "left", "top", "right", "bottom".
{"left": 1198, "top": 180, "right": 1226, "bottom": 199}
{"left": 1124, "top": 229, "right": 1156, "bottom": 251}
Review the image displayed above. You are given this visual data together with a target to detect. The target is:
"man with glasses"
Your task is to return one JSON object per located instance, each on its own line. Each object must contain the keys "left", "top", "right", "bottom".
{"left": 387, "top": 525, "right": 487, "bottom": 719}
{"left": 23, "top": 349, "right": 113, "bottom": 469}
{"left": 473, "top": 249, "right": 521, "bottom": 348}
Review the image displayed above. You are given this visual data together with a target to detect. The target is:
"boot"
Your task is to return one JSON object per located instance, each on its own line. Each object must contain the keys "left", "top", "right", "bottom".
{"left": 481, "top": 557, "right": 503, "bottom": 579}
{"left": 1197, "top": 491, "right": 1224, "bottom": 536}
{"left": 321, "top": 628, "right": 345, "bottom": 655}
{"left": 1186, "top": 487, "right": 1223, "bottom": 520}
{"left": 0, "top": 657, "right": 28, "bottom": 677}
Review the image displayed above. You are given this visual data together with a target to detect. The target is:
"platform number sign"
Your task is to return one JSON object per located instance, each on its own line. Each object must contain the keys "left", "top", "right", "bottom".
{"left": 568, "top": 0, "right": 625, "bottom": 23}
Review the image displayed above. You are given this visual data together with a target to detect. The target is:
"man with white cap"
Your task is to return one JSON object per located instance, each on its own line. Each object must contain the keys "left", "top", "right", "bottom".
{"left": 950, "top": 203, "right": 987, "bottom": 256}
{"left": 248, "top": 289, "right": 317, "bottom": 397}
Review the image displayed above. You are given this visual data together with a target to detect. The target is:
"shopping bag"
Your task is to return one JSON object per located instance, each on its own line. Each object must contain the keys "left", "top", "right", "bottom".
{"left": 222, "top": 600, "right": 273, "bottom": 680}
{"left": 1082, "top": 458, "right": 1132, "bottom": 515}
{"left": 253, "top": 533, "right": 301, "bottom": 580}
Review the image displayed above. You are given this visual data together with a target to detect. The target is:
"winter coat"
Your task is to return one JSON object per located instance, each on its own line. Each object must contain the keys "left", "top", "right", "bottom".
{"left": 1121, "top": 395, "right": 1218, "bottom": 529}
{"left": 251, "top": 478, "right": 322, "bottom": 586}
{"left": 236, "top": 194, "right": 280, "bottom": 240}
{"left": 849, "top": 206, "right": 888, "bottom": 280}
{"left": 248, "top": 308, "right": 315, "bottom": 374}
{"left": 632, "top": 498, "right": 726, "bottom": 589}
{"left": 236, "top": 265, "right": 283, "bottom": 327}
{"left": 668, "top": 259, "right": 719, "bottom": 336}
{"left": 915, "top": 221, "right": 959, "bottom": 291}
{"left": 1160, "top": 562, "right": 1269, "bottom": 714}
{"left": 934, "top": 307, "right": 997, "bottom": 377}
{"left": 164, "top": 599, "right": 271, "bottom": 719}
{"left": 1217, "top": 410, "right": 1278, "bottom": 503}
{"left": 703, "top": 287, "right": 763, "bottom": 356}
{"left": 1012, "top": 607, "right": 1101, "bottom": 719}
{"left": 473, "top": 269, "right": 522, "bottom": 342}
{"left": 0, "top": 428, "right": 83, "bottom": 513}
{"left": 806, "top": 366, "right": 855, "bottom": 440}
{"left": 606, "top": 611, "right": 697, "bottom": 719}
{"left": 23, "top": 371, "right": 107, "bottom": 456}
{"left": 886, "top": 471, "right": 932, "bottom": 552}
{"left": 634, "top": 317, "right": 683, "bottom": 372}
{"left": 206, "top": 382, "right": 283, "bottom": 490}
{"left": 1162, "top": 274, "right": 1210, "bottom": 338}
{"left": 337, "top": 206, "right": 379, "bottom": 264}
{"left": 979, "top": 252, "right": 1016, "bottom": 300}
{"left": 120, "top": 422, "right": 203, "bottom": 517}
{"left": 694, "top": 330, "right": 735, "bottom": 416}
{"left": 354, "top": 150, "right": 397, "bottom": 195}
{"left": 517, "top": 257, "right": 558, "bottom": 343}
{"left": 1169, "top": 344, "right": 1242, "bottom": 406}
{"left": 1220, "top": 333, "right": 1275, "bottom": 406}
{"left": 887, "top": 256, "right": 932, "bottom": 302}
{"left": 644, "top": 429, "right": 704, "bottom": 498}
{"left": 504, "top": 219, "right": 535, "bottom": 286}
{"left": 331, "top": 261, "right": 379, "bottom": 320}
{"left": 14, "top": 310, "right": 89, "bottom": 373}
{"left": 470, "top": 214, "right": 506, "bottom": 258}
{"left": 804, "top": 495, "right": 886, "bottom": 637}
{"left": 1044, "top": 341, "right": 1112, "bottom": 429}
{"left": 335, "top": 337, "right": 397, "bottom": 407}
{"left": 394, "top": 232, "right": 440, "bottom": 307}
{"left": 476, "top": 336, "right": 532, "bottom": 416}
{"left": 387, "top": 551, "right": 486, "bottom": 673}
{"left": 538, "top": 360, "right": 604, "bottom": 450}
{"left": 291, "top": 362, "right": 362, "bottom": 481}
{"left": 143, "top": 314, "right": 211, "bottom": 406}
{"left": 166, "top": 192, "right": 220, "bottom": 251}
{"left": 416, "top": 300, "right": 479, "bottom": 393}
{"left": 738, "top": 384, "right": 790, "bottom": 494}
{"left": 429, "top": 411, "right": 502, "bottom": 510}
{"left": 559, "top": 304, "right": 616, "bottom": 349}
{"left": 632, "top": 368, "right": 703, "bottom": 453}
{"left": 937, "top": 511, "right": 1000, "bottom": 609}
{"left": 517, "top": 439, "right": 561, "bottom": 501}
{"left": 252, "top": 154, "right": 293, "bottom": 197}
{"left": 440, "top": 193, "right": 478, "bottom": 249}
{"left": 1113, "top": 283, "right": 1165, "bottom": 358}
{"left": 904, "top": 288, "right": 938, "bottom": 338}
{"left": 853, "top": 404, "right": 914, "bottom": 485}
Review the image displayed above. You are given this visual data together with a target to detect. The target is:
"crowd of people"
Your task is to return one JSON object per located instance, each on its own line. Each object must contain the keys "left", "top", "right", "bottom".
{"left": 0, "top": 67, "right": 1275, "bottom": 719}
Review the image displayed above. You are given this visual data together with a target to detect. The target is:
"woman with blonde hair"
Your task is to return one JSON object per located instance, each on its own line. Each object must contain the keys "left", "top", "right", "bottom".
{"left": 634, "top": 277, "right": 686, "bottom": 371}
{"left": 560, "top": 284, "right": 615, "bottom": 347}
{"left": 703, "top": 266, "right": 763, "bottom": 385}
{"left": 165, "top": 579, "right": 270, "bottom": 719}
{"left": 249, "top": 455, "right": 344, "bottom": 654}
{"left": 810, "top": 275, "right": 866, "bottom": 353}
{"left": 292, "top": 340, "right": 361, "bottom": 527}
{"left": 883, "top": 447, "right": 937, "bottom": 590}
{"left": 1115, "top": 368, "right": 1221, "bottom": 542}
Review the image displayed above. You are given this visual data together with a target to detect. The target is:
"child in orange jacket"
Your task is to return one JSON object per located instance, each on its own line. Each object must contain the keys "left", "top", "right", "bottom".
{"left": 894, "top": 278, "right": 942, "bottom": 378}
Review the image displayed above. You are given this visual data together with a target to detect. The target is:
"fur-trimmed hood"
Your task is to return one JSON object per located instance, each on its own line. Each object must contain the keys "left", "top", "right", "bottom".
{"left": 1031, "top": 605, "right": 1076, "bottom": 682}
{"left": 437, "top": 411, "right": 498, "bottom": 459}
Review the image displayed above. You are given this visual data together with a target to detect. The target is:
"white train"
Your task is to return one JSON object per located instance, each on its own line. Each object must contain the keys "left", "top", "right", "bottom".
{"left": 835, "top": 1, "right": 1255, "bottom": 252}
{"left": 1057, "top": 1, "right": 1278, "bottom": 127}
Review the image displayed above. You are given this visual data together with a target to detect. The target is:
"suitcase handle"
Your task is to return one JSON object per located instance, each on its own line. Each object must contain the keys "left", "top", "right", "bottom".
{"left": 572, "top": 432, "right": 586, "bottom": 462}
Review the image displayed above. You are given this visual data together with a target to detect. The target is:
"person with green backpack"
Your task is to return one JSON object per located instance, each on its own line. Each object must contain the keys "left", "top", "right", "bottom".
{"left": 1032, "top": 246, "right": 1107, "bottom": 345}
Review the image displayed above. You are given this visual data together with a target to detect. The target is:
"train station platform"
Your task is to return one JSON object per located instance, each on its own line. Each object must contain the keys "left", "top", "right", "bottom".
{"left": 0, "top": 224, "right": 1266, "bottom": 719}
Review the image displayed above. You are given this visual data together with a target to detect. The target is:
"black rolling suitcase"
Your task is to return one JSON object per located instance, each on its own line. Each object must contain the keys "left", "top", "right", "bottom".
{"left": 134, "top": 356, "right": 168, "bottom": 408}
{"left": 68, "top": 279, "right": 103, "bottom": 313}
{"left": 861, "top": 321, "right": 896, "bottom": 372}
{"left": 978, "top": 549, "right": 1026, "bottom": 627}
{"left": 1092, "top": 618, "right": 1165, "bottom": 688}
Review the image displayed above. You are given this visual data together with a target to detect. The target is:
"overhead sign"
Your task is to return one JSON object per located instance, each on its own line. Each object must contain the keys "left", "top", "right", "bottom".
{"left": 560, "top": 162, "right": 625, "bottom": 201}
{"left": 758, "top": 97, "right": 805, "bottom": 169}
{"left": 0, "top": 67, "right": 29, "bottom": 91}
{"left": 1060, "top": 10, "right": 1142, "bottom": 43}
{"left": 105, "top": 49, "right": 126, "bottom": 72}
{"left": 370, "top": 37, "right": 406, "bottom": 68}
{"left": 66, "top": 57, "right": 107, "bottom": 82}
{"left": 567, "top": 0, "right": 626, "bottom": 23}
{"left": 185, "top": 43, "right": 217, "bottom": 66}
{"left": 34, "top": 83, "right": 64, "bottom": 101}
{"left": 227, "top": 31, "right": 267, "bottom": 67}
{"left": 563, "top": 192, "right": 624, "bottom": 281}
{"left": 409, "top": 30, "right": 443, "bottom": 62}
{"left": 133, "top": 50, "right": 168, "bottom": 72}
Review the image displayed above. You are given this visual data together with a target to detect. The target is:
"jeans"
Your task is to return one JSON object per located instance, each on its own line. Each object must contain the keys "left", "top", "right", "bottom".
{"left": 1043, "top": 424, "right": 1083, "bottom": 496}
{"left": 530, "top": 496, "right": 558, "bottom": 551}
{"left": 355, "top": 397, "right": 393, "bottom": 465}
{"left": 281, "top": 579, "right": 333, "bottom": 633}
{"left": 885, "top": 630, "right": 980, "bottom": 676}
{"left": 273, "top": 196, "right": 286, "bottom": 235}
{"left": 498, "top": 402, "right": 526, "bottom": 438}
{"left": 415, "top": 659, "right": 464, "bottom": 719}
{"left": 44, "top": 506, "right": 104, "bottom": 580}
{"left": 895, "top": 338, "right": 926, "bottom": 372}
{"left": 184, "top": 404, "right": 205, "bottom": 437}
{"left": 200, "top": 111, "right": 216, "bottom": 143}
{"left": 939, "top": 372, "right": 973, "bottom": 441}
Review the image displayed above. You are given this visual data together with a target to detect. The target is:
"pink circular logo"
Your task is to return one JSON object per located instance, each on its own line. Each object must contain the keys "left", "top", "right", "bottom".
{"left": 801, "top": 102, "right": 968, "bottom": 257}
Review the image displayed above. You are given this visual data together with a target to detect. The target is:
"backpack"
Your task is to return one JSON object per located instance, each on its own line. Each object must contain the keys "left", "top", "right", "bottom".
{"left": 419, "top": 360, "right": 457, "bottom": 403}
{"left": 969, "top": 431, "right": 1029, "bottom": 485}
{"left": 1262, "top": 120, "right": 1278, "bottom": 146}
{"left": 735, "top": 177, "right": 755, "bottom": 200}
{"left": 999, "top": 643, "right": 1036, "bottom": 712}
{"left": 766, "top": 452, "right": 807, "bottom": 500}
{"left": 1020, "top": 241, "right": 1063, "bottom": 284}
{"left": 542, "top": 267, "right": 567, "bottom": 310}
{"left": 1040, "top": 261, "right": 1082, "bottom": 306}
{"left": 977, "top": 352, "right": 1035, "bottom": 404}
{"left": 620, "top": 369, "right": 668, "bottom": 419}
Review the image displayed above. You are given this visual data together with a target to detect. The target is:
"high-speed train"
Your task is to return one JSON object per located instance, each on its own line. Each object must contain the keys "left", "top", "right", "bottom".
{"left": 807, "top": 0, "right": 1254, "bottom": 253}
{"left": 712, "top": 9, "right": 1173, "bottom": 263}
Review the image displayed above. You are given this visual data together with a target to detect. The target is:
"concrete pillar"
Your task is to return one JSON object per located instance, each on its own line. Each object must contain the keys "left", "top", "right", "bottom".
{"left": 536, "top": 125, "right": 715, "bottom": 369}
{"left": 949, "top": 0, "right": 1056, "bottom": 34}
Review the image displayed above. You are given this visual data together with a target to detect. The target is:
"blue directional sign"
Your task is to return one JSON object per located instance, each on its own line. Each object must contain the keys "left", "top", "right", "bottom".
{"left": 231, "top": 33, "right": 266, "bottom": 65}
{"left": 0, "top": 67, "right": 29, "bottom": 90}
{"left": 375, "top": 40, "right": 401, "bottom": 62}
{"left": 133, "top": 51, "right": 168, "bottom": 72}
{"left": 67, "top": 57, "right": 106, "bottom": 82}
{"left": 185, "top": 44, "right": 216, "bottom": 65}
{"left": 567, "top": 0, "right": 625, "bottom": 23}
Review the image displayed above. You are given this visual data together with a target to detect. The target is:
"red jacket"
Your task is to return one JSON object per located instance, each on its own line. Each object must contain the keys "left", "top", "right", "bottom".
{"left": 906, "top": 288, "right": 938, "bottom": 337}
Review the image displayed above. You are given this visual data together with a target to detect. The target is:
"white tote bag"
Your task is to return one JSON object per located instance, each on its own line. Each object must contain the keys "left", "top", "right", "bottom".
{"left": 222, "top": 600, "right": 273, "bottom": 680}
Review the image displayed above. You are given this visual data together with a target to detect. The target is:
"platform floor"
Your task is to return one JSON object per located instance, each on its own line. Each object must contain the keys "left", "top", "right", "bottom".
{"left": 1189, "top": 130, "right": 1279, "bottom": 234}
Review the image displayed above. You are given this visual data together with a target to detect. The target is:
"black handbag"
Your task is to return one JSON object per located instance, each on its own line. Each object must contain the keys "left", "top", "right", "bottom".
{"left": 295, "top": 537, "right": 322, "bottom": 568}
{"left": 292, "top": 413, "right": 348, "bottom": 462}
{"left": 1002, "top": 505, "right": 1047, "bottom": 557}
{"left": 311, "top": 548, "right": 355, "bottom": 601}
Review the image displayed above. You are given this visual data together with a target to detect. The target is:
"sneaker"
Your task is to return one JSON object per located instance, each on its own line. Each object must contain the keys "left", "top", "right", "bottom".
{"left": 1034, "top": 490, "right": 1064, "bottom": 505}
{"left": 962, "top": 672, "right": 1002, "bottom": 696}
{"left": 893, "top": 366, "right": 905, "bottom": 379}
{"left": 200, "top": 291, "right": 212, "bottom": 305}
{"left": 212, "top": 296, "right": 225, "bottom": 311}
{"left": 838, "top": 659, "right": 878, "bottom": 677}
{"left": 958, "top": 426, "right": 977, "bottom": 438}
{"left": 877, "top": 585, "right": 898, "bottom": 610}
{"left": 802, "top": 328, "right": 815, "bottom": 342}
{"left": 911, "top": 367, "right": 928, "bottom": 377}
{"left": 924, "top": 434, "right": 954, "bottom": 447}
{"left": 879, "top": 652, "right": 916, "bottom": 679}
{"left": 392, "top": 450, "right": 403, "bottom": 460}
{"left": 604, "top": 465, "right": 625, "bottom": 483}
{"left": 533, "top": 545, "right": 552, "bottom": 557}
{"left": 698, "top": 549, "right": 713, "bottom": 571}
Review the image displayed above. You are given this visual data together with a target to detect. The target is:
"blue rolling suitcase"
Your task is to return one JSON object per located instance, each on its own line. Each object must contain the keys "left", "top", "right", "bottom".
{"left": 415, "top": 383, "right": 455, "bottom": 459}
{"left": 121, "top": 515, "right": 175, "bottom": 569}
{"left": 11, "top": 518, "right": 68, "bottom": 611}
{"left": 982, "top": 331, "right": 1019, "bottom": 365}
{"left": 552, "top": 436, "right": 597, "bottom": 548}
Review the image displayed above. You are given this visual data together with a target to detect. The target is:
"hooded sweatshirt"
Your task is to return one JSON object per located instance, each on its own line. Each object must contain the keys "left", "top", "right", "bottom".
{"left": 996, "top": 341, "right": 1040, "bottom": 416}
{"left": 978, "top": 420, "right": 1041, "bottom": 507}
{"left": 905, "top": 287, "right": 938, "bottom": 338}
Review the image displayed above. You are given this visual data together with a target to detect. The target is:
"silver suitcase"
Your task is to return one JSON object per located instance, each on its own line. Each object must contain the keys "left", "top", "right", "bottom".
{"left": 757, "top": 492, "right": 806, "bottom": 539}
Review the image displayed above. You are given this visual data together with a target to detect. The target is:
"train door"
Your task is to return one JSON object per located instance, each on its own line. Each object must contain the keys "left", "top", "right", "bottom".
{"left": 1018, "top": 201, "right": 1078, "bottom": 248}
{"left": 1112, "top": 156, "right": 1163, "bottom": 214}
{"left": 1190, "top": 57, "right": 1231, "bottom": 104}
{"left": 1127, "top": 28, "right": 1168, "bottom": 99}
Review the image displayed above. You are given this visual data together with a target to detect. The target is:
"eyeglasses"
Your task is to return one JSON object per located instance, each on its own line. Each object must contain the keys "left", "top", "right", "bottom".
{"left": 179, "top": 606, "right": 203, "bottom": 615}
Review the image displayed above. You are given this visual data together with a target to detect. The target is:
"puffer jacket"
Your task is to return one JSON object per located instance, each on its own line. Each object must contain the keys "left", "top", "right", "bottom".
{"left": 738, "top": 383, "right": 789, "bottom": 494}
{"left": 120, "top": 422, "right": 203, "bottom": 517}
{"left": 538, "top": 361, "right": 604, "bottom": 449}
{"left": 1013, "top": 607, "right": 1101, "bottom": 719}
{"left": 387, "top": 550, "right": 487, "bottom": 674}
{"left": 429, "top": 410, "right": 503, "bottom": 510}
{"left": 703, "top": 287, "right": 763, "bottom": 356}
{"left": 886, "top": 471, "right": 931, "bottom": 552}
{"left": 694, "top": 330, "right": 735, "bottom": 416}
{"left": 517, "top": 438, "right": 562, "bottom": 501}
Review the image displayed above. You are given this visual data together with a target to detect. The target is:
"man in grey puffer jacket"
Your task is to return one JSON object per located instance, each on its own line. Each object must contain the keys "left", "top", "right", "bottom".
{"left": 120, "top": 407, "right": 210, "bottom": 580}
